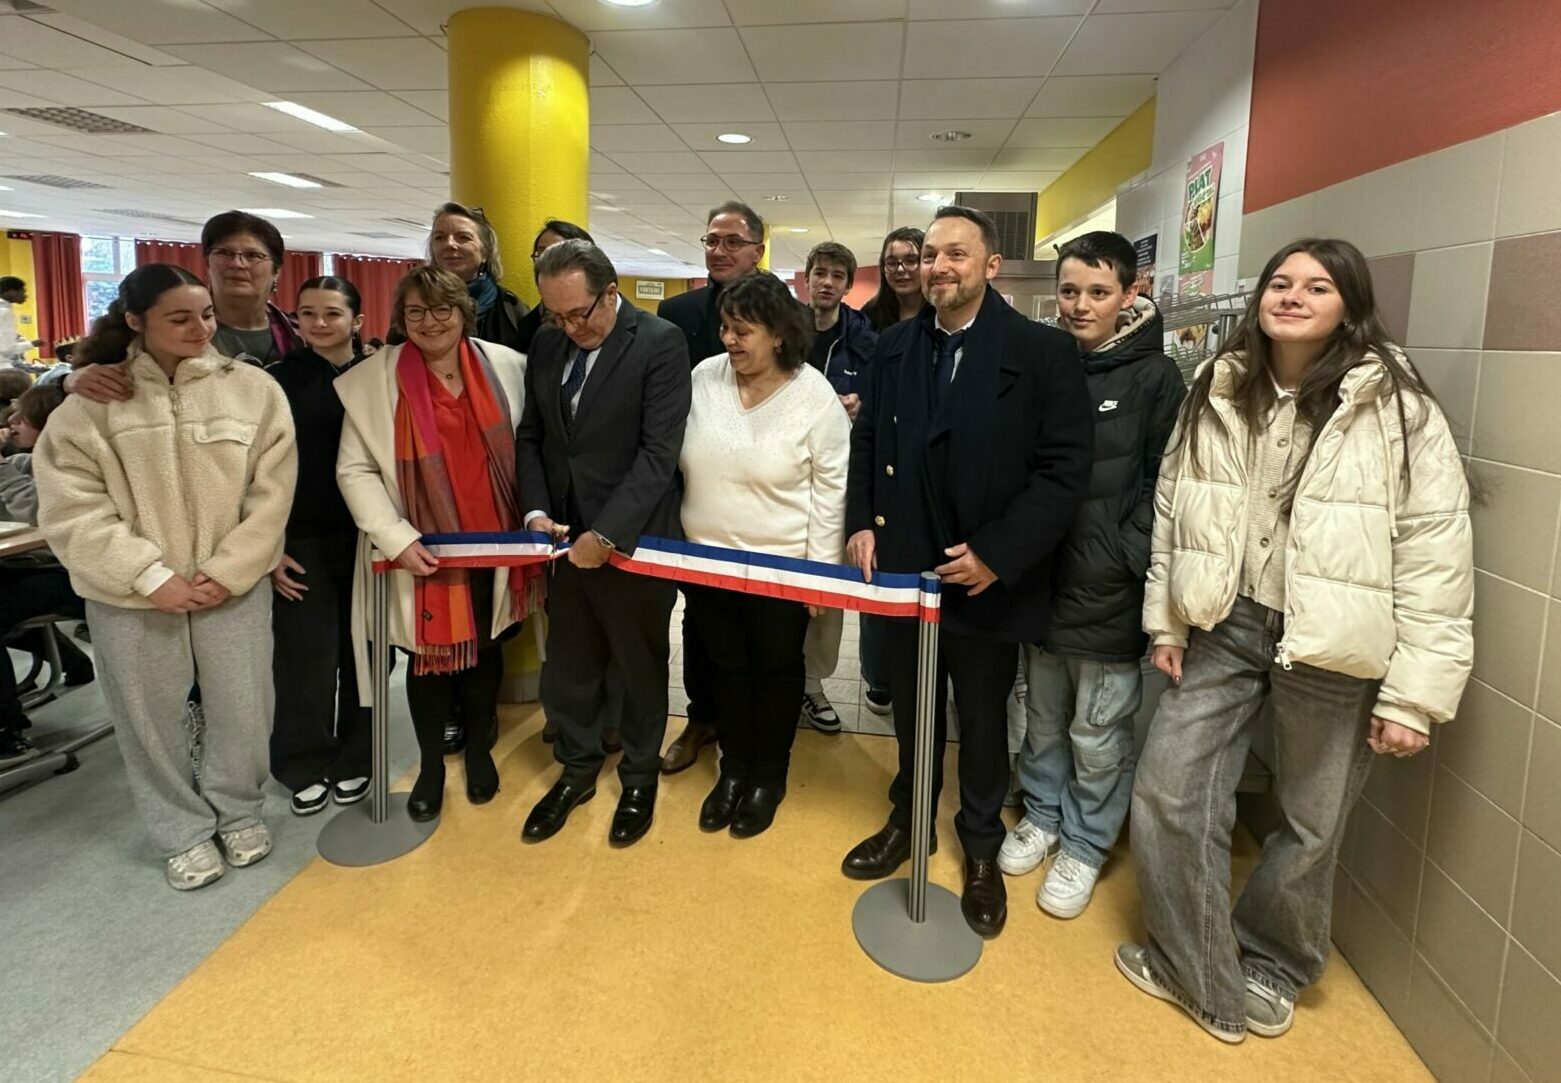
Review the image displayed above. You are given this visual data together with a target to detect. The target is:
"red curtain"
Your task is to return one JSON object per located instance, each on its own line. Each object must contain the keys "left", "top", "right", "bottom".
{"left": 276, "top": 251, "right": 322, "bottom": 313}
{"left": 30, "top": 231, "right": 84, "bottom": 358}
{"left": 332, "top": 255, "right": 422, "bottom": 342}
{"left": 134, "top": 239, "right": 206, "bottom": 279}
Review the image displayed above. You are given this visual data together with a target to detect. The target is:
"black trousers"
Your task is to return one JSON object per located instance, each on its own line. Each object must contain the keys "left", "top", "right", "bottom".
{"left": 542, "top": 559, "right": 675, "bottom": 788}
{"left": 403, "top": 569, "right": 504, "bottom": 774}
{"left": 885, "top": 618, "right": 1017, "bottom": 859}
{"left": 685, "top": 586, "right": 809, "bottom": 786}
{"left": 679, "top": 589, "right": 713, "bottom": 727}
{"left": 0, "top": 565, "right": 86, "bottom": 730}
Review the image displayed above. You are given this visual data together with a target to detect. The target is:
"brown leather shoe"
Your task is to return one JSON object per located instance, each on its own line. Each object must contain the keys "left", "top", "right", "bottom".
{"left": 659, "top": 720, "right": 716, "bottom": 775}
{"left": 961, "top": 856, "right": 1008, "bottom": 938}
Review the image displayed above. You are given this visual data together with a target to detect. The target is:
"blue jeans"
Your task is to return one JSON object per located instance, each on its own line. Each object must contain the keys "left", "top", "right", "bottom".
{"left": 1016, "top": 647, "right": 1142, "bottom": 869}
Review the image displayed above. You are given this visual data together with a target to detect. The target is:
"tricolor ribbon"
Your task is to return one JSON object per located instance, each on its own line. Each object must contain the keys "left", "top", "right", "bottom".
{"left": 373, "top": 530, "right": 941, "bottom": 622}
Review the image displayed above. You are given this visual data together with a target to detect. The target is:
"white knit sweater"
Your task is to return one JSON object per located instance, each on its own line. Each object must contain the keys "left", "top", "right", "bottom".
{"left": 679, "top": 355, "right": 849, "bottom": 564}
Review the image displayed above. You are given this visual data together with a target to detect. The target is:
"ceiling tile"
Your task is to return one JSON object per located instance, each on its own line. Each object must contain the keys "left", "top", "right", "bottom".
{"left": 66, "top": 106, "right": 235, "bottom": 135}
{"left": 589, "top": 88, "right": 659, "bottom": 126}
{"left": 806, "top": 172, "right": 893, "bottom": 191}
{"left": 161, "top": 42, "right": 373, "bottom": 92}
{"left": 27, "top": 12, "right": 186, "bottom": 66}
{"left": 655, "top": 188, "right": 737, "bottom": 206}
{"left": 364, "top": 0, "right": 552, "bottom": 36}
{"left": 670, "top": 122, "right": 788, "bottom": 152}
{"left": 891, "top": 171, "right": 986, "bottom": 189}
{"left": 908, "top": 0, "right": 1089, "bottom": 13}
{"left": 1092, "top": 0, "right": 1233, "bottom": 10}
{"left": 769, "top": 82, "right": 899, "bottom": 122}
{"left": 989, "top": 146, "right": 1086, "bottom": 170}
{"left": 1006, "top": 116, "right": 1121, "bottom": 147}
{"left": 591, "top": 29, "right": 756, "bottom": 85}
{"left": 814, "top": 192, "right": 890, "bottom": 213}
{"left": 262, "top": 129, "right": 394, "bottom": 154}
{"left": 721, "top": 172, "right": 807, "bottom": 189}
{"left": 208, "top": 0, "right": 417, "bottom": 38}
{"left": 724, "top": 0, "right": 907, "bottom": 23}
{"left": 95, "top": 133, "right": 229, "bottom": 158}
{"left": 905, "top": 18, "right": 1079, "bottom": 79}
{"left": 45, "top": 0, "right": 266, "bottom": 45}
{"left": 0, "top": 15, "right": 167, "bottom": 68}
{"left": 781, "top": 121, "right": 896, "bottom": 152}
{"left": 359, "top": 127, "right": 449, "bottom": 154}
{"left": 589, "top": 55, "right": 625, "bottom": 87}
{"left": 591, "top": 124, "right": 689, "bottom": 153}
{"left": 391, "top": 91, "right": 448, "bottom": 122}
{"left": 698, "top": 150, "right": 799, "bottom": 174}
{"left": 69, "top": 64, "right": 270, "bottom": 107}
{"left": 634, "top": 173, "right": 719, "bottom": 191}
{"left": 795, "top": 150, "right": 896, "bottom": 172}
{"left": 604, "top": 151, "right": 712, "bottom": 174}
{"left": 1026, "top": 75, "right": 1157, "bottom": 117}
{"left": 896, "top": 118, "right": 1018, "bottom": 150}
{"left": 285, "top": 91, "right": 444, "bottom": 126}
{"left": 898, "top": 79, "right": 1043, "bottom": 120}
{"left": 1053, "top": 11, "right": 1222, "bottom": 74}
{"left": 893, "top": 147, "right": 997, "bottom": 169}
{"left": 175, "top": 103, "right": 323, "bottom": 133}
{"left": 294, "top": 38, "right": 448, "bottom": 90}
{"left": 976, "top": 170, "right": 1064, "bottom": 190}
{"left": 547, "top": 0, "right": 730, "bottom": 30}
{"left": 0, "top": 71, "right": 145, "bottom": 107}
{"left": 635, "top": 83, "right": 775, "bottom": 123}
{"left": 739, "top": 23, "right": 905, "bottom": 82}
{"left": 590, "top": 152, "right": 629, "bottom": 175}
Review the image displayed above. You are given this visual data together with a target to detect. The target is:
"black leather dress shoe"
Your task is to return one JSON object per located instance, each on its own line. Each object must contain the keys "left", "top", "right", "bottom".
{"left": 609, "top": 785, "right": 657, "bottom": 847}
{"left": 730, "top": 782, "right": 786, "bottom": 839}
{"left": 841, "top": 821, "right": 937, "bottom": 880}
{"left": 699, "top": 775, "right": 745, "bottom": 832}
{"left": 466, "top": 779, "right": 499, "bottom": 805}
{"left": 407, "top": 768, "right": 443, "bottom": 822}
{"left": 961, "top": 857, "right": 1008, "bottom": 938}
{"left": 521, "top": 777, "right": 595, "bottom": 842}
{"left": 442, "top": 721, "right": 466, "bottom": 755}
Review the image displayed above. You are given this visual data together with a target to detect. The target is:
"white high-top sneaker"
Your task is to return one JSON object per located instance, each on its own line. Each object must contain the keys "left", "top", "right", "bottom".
{"left": 997, "top": 818, "right": 1059, "bottom": 876}
{"left": 1037, "top": 852, "right": 1100, "bottom": 918}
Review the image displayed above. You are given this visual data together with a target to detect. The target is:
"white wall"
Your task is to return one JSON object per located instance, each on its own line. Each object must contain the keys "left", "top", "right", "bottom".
{"left": 1114, "top": 0, "right": 1258, "bottom": 298}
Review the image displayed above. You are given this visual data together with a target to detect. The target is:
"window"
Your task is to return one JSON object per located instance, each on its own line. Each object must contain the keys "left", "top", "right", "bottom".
{"left": 80, "top": 236, "right": 138, "bottom": 325}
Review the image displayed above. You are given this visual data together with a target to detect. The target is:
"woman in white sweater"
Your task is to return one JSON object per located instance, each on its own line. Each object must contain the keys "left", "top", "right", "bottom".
{"left": 679, "top": 272, "right": 850, "bottom": 839}
{"left": 34, "top": 264, "right": 297, "bottom": 891}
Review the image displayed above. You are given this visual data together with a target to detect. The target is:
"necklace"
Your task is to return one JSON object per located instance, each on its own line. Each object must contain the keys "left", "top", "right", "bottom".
{"left": 428, "top": 361, "right": 459, "bottom": 381}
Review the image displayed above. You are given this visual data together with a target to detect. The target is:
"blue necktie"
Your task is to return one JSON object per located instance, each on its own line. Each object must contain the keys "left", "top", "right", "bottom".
{"left": 934, "top": 329, "right": 965, "bottom": 401}
{"left": 561, "top": 346, "right": 589, "bottom": 431}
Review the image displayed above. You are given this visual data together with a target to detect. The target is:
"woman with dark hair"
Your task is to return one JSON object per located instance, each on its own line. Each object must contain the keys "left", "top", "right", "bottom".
{"left": 335, "top": 265, "right": 540, "bottom": 822}
{"left": 515, "top": 219, "right": 595, "bottom": 354}
{"left": 428, "top": 201, "right": 529, "bottom": 352}
{"left": 860, "top": 226, "right": 926, "bottom": 332}
{"left": 267, "top": 276, "right": 374, "bottom": 815}
{"left": 203, "top": 210, "right": 305, "bottom": 365}
{"left": 1116, "top": 239, "right": 1473, "bottom": 1043}
{"left": 34, "top": 264, "right": 297, "bottom": 890}
{"left": 678, "top": 272, "right": 849, "bottom": 838}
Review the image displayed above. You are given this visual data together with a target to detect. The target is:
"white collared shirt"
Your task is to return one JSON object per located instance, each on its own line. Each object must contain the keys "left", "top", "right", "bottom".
{"left": 561, "top": 294, "right": 626, "bottom": 412}
{"left": 935, "top": 311, "right": 977, "bottom": 381}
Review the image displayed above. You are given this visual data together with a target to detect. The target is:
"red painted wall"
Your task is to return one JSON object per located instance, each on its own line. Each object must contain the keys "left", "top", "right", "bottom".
{"left": 1246, "top": 0, "right": 1561, "bottom": 211}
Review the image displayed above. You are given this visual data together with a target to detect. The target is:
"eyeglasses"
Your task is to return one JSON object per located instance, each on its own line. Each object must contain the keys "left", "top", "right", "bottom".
{"left": 403, "top": 304, "right": 456, "bottom": 325}
{"left": 883, "top": 258, "right": 918, "bottom": 273}
{"left": 701, "top": 233, "right": 762, "bottom": 253}
{"left": 548, "top": 290, "right": 605, "bottom": 329}
{"left": 210, "top": 247, "right": 273, "bottom": 267}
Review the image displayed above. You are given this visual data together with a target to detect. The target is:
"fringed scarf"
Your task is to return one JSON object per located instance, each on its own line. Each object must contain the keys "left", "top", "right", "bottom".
{"left": 393, "top": 339, "right": 541, "bottom": 674}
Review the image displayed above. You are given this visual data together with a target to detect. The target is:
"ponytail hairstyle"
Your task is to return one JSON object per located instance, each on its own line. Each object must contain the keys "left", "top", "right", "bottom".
{"left": 296, "top": 274, "right": 364, "bottom": 355}
{"left": 75, "top": 263, "right": 207, "bottom": 367}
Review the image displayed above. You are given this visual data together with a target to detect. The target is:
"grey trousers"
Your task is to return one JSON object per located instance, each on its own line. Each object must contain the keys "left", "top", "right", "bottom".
{"left": 1130, "top": 596, "right": 1377, "bottom": 1033}
{"left": 803, "top": 606, "right": 843, "bottom": 693}
{"left": 88, "top": 585, "right": 274, "bottom": 859}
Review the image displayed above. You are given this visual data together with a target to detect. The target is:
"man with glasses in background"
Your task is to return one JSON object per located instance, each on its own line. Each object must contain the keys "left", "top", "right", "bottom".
{"left": 516, "top": 240, "right": 691, "bottom": 848}
{"left": 655, "top": 201, "right": 768, "bottom": 774}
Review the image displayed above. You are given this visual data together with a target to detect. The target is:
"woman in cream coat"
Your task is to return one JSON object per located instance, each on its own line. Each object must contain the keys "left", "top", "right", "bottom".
{"left": 335, "top": 266, "right": 535, "bottom": 822}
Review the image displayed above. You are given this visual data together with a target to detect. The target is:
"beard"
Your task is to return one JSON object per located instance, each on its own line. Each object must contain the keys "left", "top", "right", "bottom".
{"left": 927, "top": 275, "right": 983, "bottom": 313}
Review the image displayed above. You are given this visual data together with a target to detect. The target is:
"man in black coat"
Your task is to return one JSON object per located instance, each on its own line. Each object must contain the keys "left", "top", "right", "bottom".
{"left": 516, "top": 240, "right": 692, "bottom": 848}
{"left": 654, "top": 200, "right": 769, "bottom": 774}
{"left": 841, "top": 206, "right": 1093, "bottom": 938}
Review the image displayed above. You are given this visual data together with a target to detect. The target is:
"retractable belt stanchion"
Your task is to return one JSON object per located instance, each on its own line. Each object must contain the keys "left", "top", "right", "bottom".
{"left": 850, "top": 572, "right": 982, "bottom": 982}
{"left": 318, "top": 556, "right": 438, "bottom": 866}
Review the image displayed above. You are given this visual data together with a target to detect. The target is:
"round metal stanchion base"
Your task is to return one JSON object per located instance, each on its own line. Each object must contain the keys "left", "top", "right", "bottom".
{"left": 317, "top": 793, "right": 438, "bottom": 867}
{"left": 852, "top": 878, "right": 983, "bottom": 983}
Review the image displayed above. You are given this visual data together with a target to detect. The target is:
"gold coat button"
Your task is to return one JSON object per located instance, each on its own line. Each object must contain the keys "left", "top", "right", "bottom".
{"left": 885, "top": 464, "right": 895, "bottom": 477}
{"left": 874, "top": 515, "right": 886, "bottom": 527}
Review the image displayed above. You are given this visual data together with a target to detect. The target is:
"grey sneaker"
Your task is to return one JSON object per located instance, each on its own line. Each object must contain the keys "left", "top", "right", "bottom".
{"left": 218, "top": 822, "right": 273, "bottom": 868}
{"left": 166, "top": 839, "right": 224, "bottom": 891}
{"left": 1114, "top": 942, "right": 1246, "bottom": 1045}
{"left": 801, "top": 690, "right": 842, "bottom": 733}
{"left": 1244, "top": 976, "right": 1295, "bottom": 1037}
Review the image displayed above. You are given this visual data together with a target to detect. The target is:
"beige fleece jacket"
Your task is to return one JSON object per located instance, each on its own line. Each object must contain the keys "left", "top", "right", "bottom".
{"left": 33, "top": 345, "right": 297, "bottom": 607}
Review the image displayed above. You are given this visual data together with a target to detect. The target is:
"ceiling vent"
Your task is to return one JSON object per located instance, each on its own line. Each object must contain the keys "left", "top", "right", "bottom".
{"left": 4, "top": 106, "right": 152, "bottom": 134}
{"left": 99, "top": 209, "right": 203, "bottom": 227}
{"left": 954, "top": 191, "right": 1038, "bottom": 261}
{"left": 4, "top": 174, "right": 110, "bottom": 189}
{"left": 352, "top": 230, "right": 402, "bottom": 239}
{"left": 0, "top": 1, "right": 58, "bottom": 14}
{"left": 383, "top": 217, "right": 427, "bottom": 230}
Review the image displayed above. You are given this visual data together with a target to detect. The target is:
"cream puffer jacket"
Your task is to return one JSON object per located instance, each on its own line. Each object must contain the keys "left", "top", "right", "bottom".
{"left": 1143, "top": 351, "right": 1473, "bottom": 735}
{"left": 33, "top": 344, "right": 297, "bottom": 607}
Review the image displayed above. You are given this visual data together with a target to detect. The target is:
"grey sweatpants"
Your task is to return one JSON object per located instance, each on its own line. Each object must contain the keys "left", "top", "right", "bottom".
{"left": 87, "top": 585, "right": 274, "bottom": 859}
{"left": 803, "top": 606, "right": 843, "bottom": 693}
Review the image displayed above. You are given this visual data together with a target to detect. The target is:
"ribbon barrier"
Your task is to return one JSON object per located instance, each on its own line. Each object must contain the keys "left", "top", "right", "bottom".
{"left": 333, "top": 531, "right": 980, "bottom": 981}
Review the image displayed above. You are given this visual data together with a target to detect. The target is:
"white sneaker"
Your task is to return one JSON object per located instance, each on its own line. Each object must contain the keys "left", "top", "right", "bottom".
{"left": 1037, "top": 852, "right": 1100, "bottom": 918}
{"left": 291, "top": 783, "right": 330, "bottom": 816}
{"left": 218, "top": 821, "right": 273, "bottom": 868}
{"left": 1244, "top": 976, "right": 1296, "bottom": 1037}
{"left": 997, "top": 818, "right": 1059, "bottom": 876}
{"left": 801, "top": 690, "right": 842, "bottom": 733}
{"left": 166, "top": 839, "right": 224, "bottom": 891}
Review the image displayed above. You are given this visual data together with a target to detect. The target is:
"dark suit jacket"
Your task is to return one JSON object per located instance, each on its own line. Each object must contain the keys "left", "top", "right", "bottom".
{"left": 846, "top": 287, "right": 1094, "bottom": 642}
{"left": 515, "top": 302, "right": 692, "bottom": 554}
{"left": 657, "top": 282, "right": 725, "bottom": 367}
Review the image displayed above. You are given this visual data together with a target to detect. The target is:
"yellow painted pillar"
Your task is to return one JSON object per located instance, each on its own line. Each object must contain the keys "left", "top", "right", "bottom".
{"left": 758, "top": 225, "right": 771, "bottom": 271}
{"left": 447, "top": 9, "right": 589, "bottom": 307}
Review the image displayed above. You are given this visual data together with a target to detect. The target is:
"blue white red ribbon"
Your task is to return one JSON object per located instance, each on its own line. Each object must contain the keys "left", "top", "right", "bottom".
{"left": 374, "top": 530, "right": 940, "bottom": 622}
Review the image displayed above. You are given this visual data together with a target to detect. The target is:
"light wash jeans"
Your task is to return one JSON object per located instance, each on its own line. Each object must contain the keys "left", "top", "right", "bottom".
{"left": 1130, "top": 596, "right": 1378, "bottom": 1035}
{"left": 1016, "top": 646, "right": 1142, "bottom": 869}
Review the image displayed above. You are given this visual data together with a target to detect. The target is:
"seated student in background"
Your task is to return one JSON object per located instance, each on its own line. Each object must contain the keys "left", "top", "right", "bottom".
{"left": 267, "top": 276, "right": 373, "bottom": 816}
{"left": 33, "top": 264, "right": 297, "bottom": 891}
{"left": 679, "top": 271, "right": 848, "bottom": 838}
{"left": 999, "top": 231, "right": 1185, "bottom": 919}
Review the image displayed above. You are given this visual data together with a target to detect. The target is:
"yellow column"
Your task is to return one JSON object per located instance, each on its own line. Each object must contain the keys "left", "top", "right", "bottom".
{"left": 758, "top": 225, "right": 771, "bottom": 271}
{"left": 447, "top": 9, "right": 589, "bottom": 307}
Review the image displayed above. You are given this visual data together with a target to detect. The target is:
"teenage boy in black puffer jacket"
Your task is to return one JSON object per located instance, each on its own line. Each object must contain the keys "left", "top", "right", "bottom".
{"left": 998, "top": 231, "right": 1186, "bottom": 919}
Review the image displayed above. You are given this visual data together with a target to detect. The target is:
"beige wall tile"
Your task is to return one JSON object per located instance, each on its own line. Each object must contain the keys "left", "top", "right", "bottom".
{"left": 1484, "top": 231, "right": 1561, "bottom": 352}
{"left": 1437, "top": 679, "right": 1534, "bottom": 819}
{"left": 1351, "top": 800, "right": 1425, "bottom": 935}
{"left": 1511, "top": 830, "right": 1561, "bottom": 979}
{"left": 1403, "top": 953, "right": 1496, "bottom": 1083}
{"left": 1541, "top": 600, "right": 1561, "bottom": 722}
{"left": 1471, "top": 462, "right": 1561, "bottom": 592}
{"left": 1426, "top": 764, "right": 1521, "bottom": 920}
{"left": 1362, "top": 741, "right": 1436, "bottom": 845}
{"left": 1354, "top": 158, "right": 1426, "bottom": 258}
{"left": 1471, "top": 572, "right": 1546, "bottom": 705}
{"left": 1340, "top": 877, "right": 1413, "bottom": 1018}
{"left": 1496, "top": 110, "right": 1561, "bottom": 239}
{"left": 1415, "top": 860, "right": 1508, "bottom": 1027}
{"left": 1237, "top": 195, "right": 1313, "bottom": 279}
{"left": 1497, "top": 942, "right": 1561, "bottom": 1083}
{"left": 1312, "top": 175, "right": 1363, "bottom": 245}
{"left": 1406, "top": 241, "right": 1493, "bottom": 350}
{"left": 1417, "top": 132, "right": 1504, "bottom": 249}
{"left": 1525, "top": 715, "right": 1561, "bottom": 852}
{"left": 1368, "top": 252, "right": 1416, "bottom": 343}
{"left": 1410, "top": 348, "right": 1479, "bottom": 452}
{"left": 1472, "top": 353, "right": 1561, "bottom": 473}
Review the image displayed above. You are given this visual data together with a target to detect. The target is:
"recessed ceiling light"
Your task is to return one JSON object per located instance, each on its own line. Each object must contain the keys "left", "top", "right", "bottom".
{"left": 763, "top": 194, "right": 789, "bottom": 202}
{"left": 716, "top": 132, "right": 751, "bottom": 145}
{"left": 646, "top": 248, "right": 669, "bottom": 256}
{"left": 601, "top": 0, "right": 657, "bottom": 6}
{"left": 786, "top": 227, "right": 809, "bottom": 234}
{"left": 0, "top": 185, "right": 10, "bottom": 191}
{"left": 930, "top": 130, "right": 973, "bottom": 143}
{"left": 0, "top": 209, "right": 45, "bottom": 218}
{"left": 249, "top": 171, "right": 324, "bottom": 189}
{"left": 917, "top": 193, "right": 943, "bottom": 203}
{"left": 263, "top": 101, "right": 358, "bottom": 133}
{"left": 239, "top": 208, "right": 314, "bottom": 219}
{"left": 592, "top": 205, "right": 623, "bottom": 213}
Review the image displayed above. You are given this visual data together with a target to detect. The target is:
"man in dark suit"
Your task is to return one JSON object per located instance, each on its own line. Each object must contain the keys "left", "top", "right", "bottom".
{"left": 840, "top": 206, "right": 1093, "bottom": 938}
{"left": 516, "top": 240, "right": 692, "bottom": 847}
{"left": 654, "top": 200, "right": 768, "bottom": 775}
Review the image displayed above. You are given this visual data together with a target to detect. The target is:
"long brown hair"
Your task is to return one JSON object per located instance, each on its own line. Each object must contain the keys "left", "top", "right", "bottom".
{"left": 1178, "top": 237, "right": 1432, "bottom": 492}
{"left": 862, "top": 227, "right": 925, "bottom": 331}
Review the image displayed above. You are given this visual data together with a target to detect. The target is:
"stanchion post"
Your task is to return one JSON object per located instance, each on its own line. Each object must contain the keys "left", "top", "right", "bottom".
{"left": 371, "top": 563, "right": 389, "bottom": 824}
{"left": 907, "top": 571, "right": 939, "bottom": 922}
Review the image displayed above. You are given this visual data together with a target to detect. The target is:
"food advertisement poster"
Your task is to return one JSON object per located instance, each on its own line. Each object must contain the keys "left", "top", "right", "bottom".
{"left": 1132, "top": 232, "right": 1158, "bottom": 296}
{"left": 1178, "top": 140, "right": 1224, "bottom": 283}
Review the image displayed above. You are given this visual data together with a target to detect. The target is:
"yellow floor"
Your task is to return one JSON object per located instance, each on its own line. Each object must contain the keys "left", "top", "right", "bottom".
{"left": 81, "top": 706, "right": 1430, "bottom": 1083}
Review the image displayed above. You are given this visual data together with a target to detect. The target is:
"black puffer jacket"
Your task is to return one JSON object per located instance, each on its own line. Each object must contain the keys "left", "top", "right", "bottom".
{"left": 1044, "top": 297, "right": 1186, "bottom": 662}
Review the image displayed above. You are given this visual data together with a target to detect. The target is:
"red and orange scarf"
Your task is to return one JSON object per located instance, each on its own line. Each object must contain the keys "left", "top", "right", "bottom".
{"left": 393, "top": 339, "right": 541, "bottom": 674}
